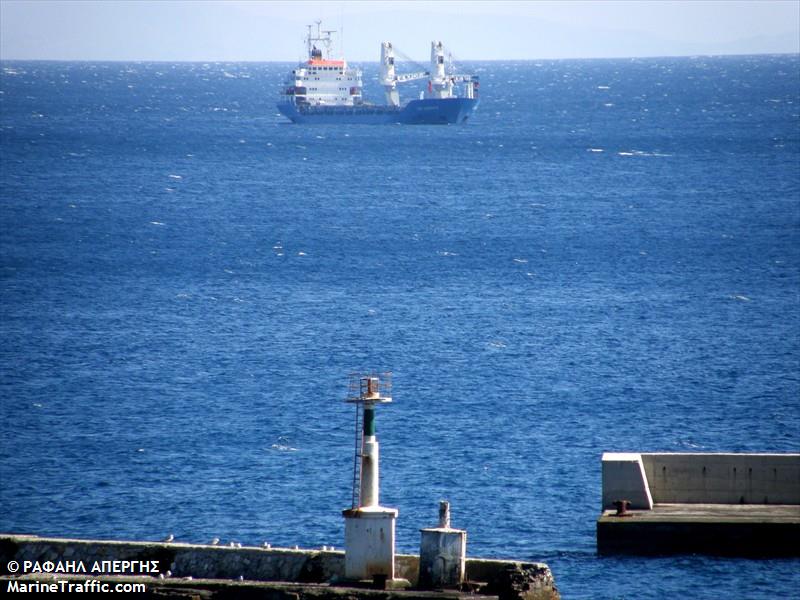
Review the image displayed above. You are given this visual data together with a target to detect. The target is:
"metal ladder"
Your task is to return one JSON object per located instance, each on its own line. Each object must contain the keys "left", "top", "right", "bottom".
{"left": 351, "top": 402, "right": 363, "bottom": 508}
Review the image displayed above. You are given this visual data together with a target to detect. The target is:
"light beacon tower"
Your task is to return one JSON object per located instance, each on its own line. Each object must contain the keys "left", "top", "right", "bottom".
{"left": 342, "top": 373, "right": 399, "bottom": 584}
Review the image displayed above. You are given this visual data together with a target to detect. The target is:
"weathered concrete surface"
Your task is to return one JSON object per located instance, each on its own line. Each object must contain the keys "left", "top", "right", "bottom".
{"left": 640, "top": 453, "right": 800, "bottom": 505}
{"left": 418, "top": 528, "right": 466, "bottom": 589}
{"left": 603, "top": 453, "right": 800, "bottom": 507}
{"left": 1, "top": 574, "right": 484, "bottom": 600}
{"left": 343, "top": 508, "right": 398, "bottom": 581}
{"left": 0, "top": 535, "right": 559, "bottom": 600}
{"left": 0, "top": 535, "right": 344, "bottom": 582}
{"left": 601, "top": 453, "right": 654, "bottom": 510}
{"left": 473, "top": 563, "right": 560, "bottom": 600}
{"left": 597, "top": 503, "right": 800, "bottom": 556}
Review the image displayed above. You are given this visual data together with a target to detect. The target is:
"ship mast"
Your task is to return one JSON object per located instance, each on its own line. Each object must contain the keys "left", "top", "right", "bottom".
{"left": 306, "top": 20, "right": 335, "bottom": 60}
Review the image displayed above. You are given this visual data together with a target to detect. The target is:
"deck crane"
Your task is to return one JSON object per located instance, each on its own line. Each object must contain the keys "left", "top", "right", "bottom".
{"left": 380, "top": 42, "right": 428, "bottom": 107}
{"left": 380, "top": 41, "right": 477, "bottom": 107}
{"left": 428, "top": 41, "right": 477, "bottom": 100}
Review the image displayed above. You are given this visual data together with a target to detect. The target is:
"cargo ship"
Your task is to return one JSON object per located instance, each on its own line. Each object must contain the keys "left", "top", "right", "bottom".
{"left": 276, "top": 22, "right": 479, "bottom": 125}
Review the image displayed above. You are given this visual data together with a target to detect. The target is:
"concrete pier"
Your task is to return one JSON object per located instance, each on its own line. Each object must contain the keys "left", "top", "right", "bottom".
{"left": 0, "top": 534, "right": 559, "bottom": 600}
{"left": 597, "top": 452, "right": 800, "bottom": 556}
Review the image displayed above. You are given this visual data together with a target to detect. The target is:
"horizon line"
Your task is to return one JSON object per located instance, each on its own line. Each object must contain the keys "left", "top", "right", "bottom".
{"left": 2, "top": 51, "right": 799, "bottom": 64}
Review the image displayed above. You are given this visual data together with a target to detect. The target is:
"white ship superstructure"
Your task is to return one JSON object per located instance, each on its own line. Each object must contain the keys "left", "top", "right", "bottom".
{"left": 283, "top": 21, "right": 363, "bottom": 107}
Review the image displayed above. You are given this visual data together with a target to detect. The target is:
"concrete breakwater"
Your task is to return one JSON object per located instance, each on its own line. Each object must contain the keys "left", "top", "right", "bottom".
{"left": 0, "top": 376, "right": 561, "bottom": 598}
{"left": 598, "top": 452, "right": 800, "bottom": 556}
{"left": 0, "top": 534, "right": 559, "bottom": 600}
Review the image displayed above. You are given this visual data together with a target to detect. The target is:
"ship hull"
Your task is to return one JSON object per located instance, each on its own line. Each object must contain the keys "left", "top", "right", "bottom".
{"left": 277, "top": 97, "right": 479, "bottom": 125}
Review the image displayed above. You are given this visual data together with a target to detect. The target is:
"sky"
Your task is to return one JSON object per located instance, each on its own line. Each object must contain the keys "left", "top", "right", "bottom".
{"left": 1, "top": 0, "right": 798, "bottom": 62}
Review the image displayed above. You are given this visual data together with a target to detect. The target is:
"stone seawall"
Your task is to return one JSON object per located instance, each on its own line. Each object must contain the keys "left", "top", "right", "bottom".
{"left": 0, "top": 535, "right": 559, "bottom": 600}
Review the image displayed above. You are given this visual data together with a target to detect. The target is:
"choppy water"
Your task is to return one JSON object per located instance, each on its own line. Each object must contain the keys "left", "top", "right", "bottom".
{"left": 1, "top": 55, "right": 799, "bottom": 598}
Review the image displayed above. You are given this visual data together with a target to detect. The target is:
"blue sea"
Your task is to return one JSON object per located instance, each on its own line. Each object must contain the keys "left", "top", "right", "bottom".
{"left": 1, "top": 55, "right": 798, "bottom": 598}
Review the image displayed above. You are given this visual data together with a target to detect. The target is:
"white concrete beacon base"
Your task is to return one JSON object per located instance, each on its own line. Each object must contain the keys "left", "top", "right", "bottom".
{"left": 342, "top": 506, "right": 398, "bottom": 581}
